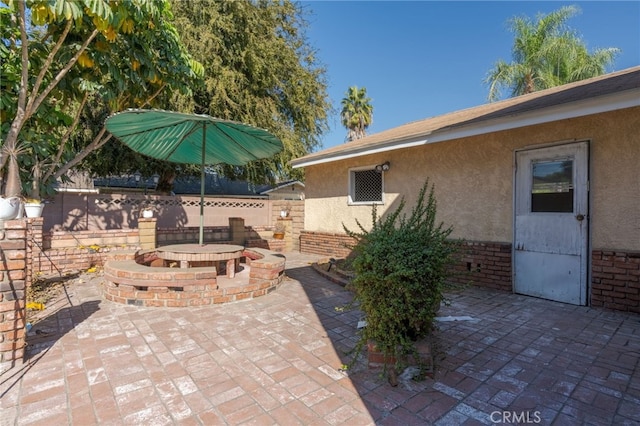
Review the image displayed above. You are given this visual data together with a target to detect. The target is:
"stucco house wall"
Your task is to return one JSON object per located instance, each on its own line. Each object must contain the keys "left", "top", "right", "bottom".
{"left": 294, "top": 67, "right": 640, "bottom": 312}
{"left": 304, "top": 107, "right": 640, "bottom": 251}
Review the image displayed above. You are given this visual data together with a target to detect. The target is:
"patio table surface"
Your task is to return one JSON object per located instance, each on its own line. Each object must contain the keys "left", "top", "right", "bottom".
{"left": 156, "top": 244, "right": 245, "bottom": 260}
{"left": 155, "top": 243, "right": 245, "bottom": 277}
{"left": 1, "top": 251, "right": 638, "bottom": 425}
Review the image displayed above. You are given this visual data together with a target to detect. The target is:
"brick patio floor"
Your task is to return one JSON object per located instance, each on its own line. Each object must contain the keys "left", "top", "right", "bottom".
{"left": 1, "top": 252, "right": 639, "bottom": 425}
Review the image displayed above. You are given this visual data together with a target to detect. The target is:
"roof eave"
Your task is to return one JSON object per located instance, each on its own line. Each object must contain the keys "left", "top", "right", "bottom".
{"left": 292, "top": 88, "right": 640, "bottom": 169}
{"left": 260, "top": 180, "right": 305, "bottom": 195}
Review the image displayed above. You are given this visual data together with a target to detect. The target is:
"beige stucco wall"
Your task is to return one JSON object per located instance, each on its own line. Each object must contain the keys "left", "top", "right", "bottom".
{"left": 304, "top": 107, "right": 640, "bottom": 251}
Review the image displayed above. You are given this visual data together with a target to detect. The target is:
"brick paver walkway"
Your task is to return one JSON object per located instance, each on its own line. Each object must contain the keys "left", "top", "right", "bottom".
{"left": 1, "top": 252, "right": 639, "bottom": 425}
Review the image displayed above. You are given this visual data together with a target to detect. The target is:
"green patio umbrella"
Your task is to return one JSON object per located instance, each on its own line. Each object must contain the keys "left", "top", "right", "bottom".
{"left": 105, "top": 109, "right": 284, "bottom": 245}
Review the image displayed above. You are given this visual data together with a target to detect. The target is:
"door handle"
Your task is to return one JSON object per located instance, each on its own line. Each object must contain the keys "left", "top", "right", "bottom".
{"left": 576, "top": 214, "right": 585, "bottom": 221}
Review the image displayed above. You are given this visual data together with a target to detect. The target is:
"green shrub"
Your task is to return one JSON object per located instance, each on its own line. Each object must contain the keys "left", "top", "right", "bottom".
{"left": 344, "top": 179, "right": 459, "bottom": 369}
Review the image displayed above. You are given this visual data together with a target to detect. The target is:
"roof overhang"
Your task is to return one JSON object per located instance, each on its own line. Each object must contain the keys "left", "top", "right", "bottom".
{"left": 292, "top": 87, "right": 640, "bottom": 169}
{"left": 260, "top": 180, "right": 305, "bottom": 195}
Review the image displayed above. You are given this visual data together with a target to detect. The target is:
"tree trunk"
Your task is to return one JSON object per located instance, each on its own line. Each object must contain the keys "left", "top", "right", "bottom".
{"left": 4, "top": 155, "right": 22, "bottom": 198}
{"left": 53, "top": 128, "right": 112, "bottom": 179}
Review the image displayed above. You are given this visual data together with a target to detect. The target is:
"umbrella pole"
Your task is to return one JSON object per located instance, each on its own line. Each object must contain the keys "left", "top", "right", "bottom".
{"left": 199, "top": 125, "right": 206, "bottom": 245}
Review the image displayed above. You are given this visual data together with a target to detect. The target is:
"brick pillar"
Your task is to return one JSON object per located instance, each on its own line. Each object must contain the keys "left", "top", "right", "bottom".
{"left": 138, "top": 218, "right": 157, "bottom": 250}
{"left": 277, "top": 218, "right": 293, "bottom": 252}
{"left": 273, "top": 200, "right": 303, "bottom": 252}
{"left": 229, "top": 217, "right": 245, "bottom": 245}
{"left": 0, "top": 219, "right": 27, "bottom": 374}
{"left": 290, "top": 201, "right": 303, "bottom": 252}
{"left": 26, "top": 217, "right": 43, "bottom": 286}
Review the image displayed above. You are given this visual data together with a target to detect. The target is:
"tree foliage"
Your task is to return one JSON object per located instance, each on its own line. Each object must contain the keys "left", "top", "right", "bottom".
{"left": 340, "top": 86, "right": 373, "bottom": 142}
{"left": 485, "top": 5, "right": 620, "bottom": 101}
{"left": 343, "top": 180, "right": 459, "bottom": 373}
{"left": 162, "top": 0, "right": 331, "bottom": 184}
{"left": 0, "top": 0, "right": 201, "bottom": 197}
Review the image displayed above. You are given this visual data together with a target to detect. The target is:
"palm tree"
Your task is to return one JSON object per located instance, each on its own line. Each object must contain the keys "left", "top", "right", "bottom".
{"left": 485, "top": 5, "right": 619, "bottom": 102}
{"left": 340, "top": 86, "right": 373, "bottom": 142}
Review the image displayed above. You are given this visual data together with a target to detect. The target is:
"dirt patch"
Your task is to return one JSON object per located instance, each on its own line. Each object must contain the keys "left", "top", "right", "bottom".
{"left": 28, "top": 277, "right": 70, "bottom": 306}
{"left": 26, "top": 269, "right": 96, "bottom": 322}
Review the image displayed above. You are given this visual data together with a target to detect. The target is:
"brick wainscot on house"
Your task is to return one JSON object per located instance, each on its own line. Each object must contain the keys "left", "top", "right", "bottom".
{"left": 291, "top": 66, "right": 640, "bottom": 313}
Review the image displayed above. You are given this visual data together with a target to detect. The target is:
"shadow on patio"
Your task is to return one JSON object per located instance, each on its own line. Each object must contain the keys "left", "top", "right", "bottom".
{"left": 289, "top": 259, "right": 640, "bottom": 425}
{"left": 0, "top": 253, "right": 638, "bottom": 425}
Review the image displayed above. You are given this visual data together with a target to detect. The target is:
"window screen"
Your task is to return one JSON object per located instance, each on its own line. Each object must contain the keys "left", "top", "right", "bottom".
{"left": 351, "top": 169, "right": 383, "bottom": 203}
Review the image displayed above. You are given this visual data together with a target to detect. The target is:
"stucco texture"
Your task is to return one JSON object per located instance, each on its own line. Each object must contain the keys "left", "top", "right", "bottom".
{"left": 304, "top": 107, "right": 640, "bottom": 251}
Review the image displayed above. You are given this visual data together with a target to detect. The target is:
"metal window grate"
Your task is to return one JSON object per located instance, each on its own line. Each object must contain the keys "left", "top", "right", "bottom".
{"left": 352, "top": 169, "right": 382, "bottom": 202}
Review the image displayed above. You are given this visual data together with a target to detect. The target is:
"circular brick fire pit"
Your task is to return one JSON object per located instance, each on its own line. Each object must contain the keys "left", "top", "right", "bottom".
{"left": 103, "top": 246, "right": 285, "bottom": 307}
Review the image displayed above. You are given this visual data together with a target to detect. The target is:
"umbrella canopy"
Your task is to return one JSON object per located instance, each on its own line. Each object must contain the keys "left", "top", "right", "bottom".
{"left": 105, "top": 109, "right": 283, "bottom": 165}
{"left": 105, "top": 109, "right": 284, "bottom": 244}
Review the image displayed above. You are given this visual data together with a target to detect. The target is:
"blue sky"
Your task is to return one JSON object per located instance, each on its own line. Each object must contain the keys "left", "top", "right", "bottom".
{"left": 301, "top": 1, "right": 640, "bottom": 150}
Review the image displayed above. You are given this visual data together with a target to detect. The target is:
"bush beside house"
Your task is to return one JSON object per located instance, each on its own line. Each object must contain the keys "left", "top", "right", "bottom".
{"left": 344, "top": 181, "right": 459, "bottom": 378}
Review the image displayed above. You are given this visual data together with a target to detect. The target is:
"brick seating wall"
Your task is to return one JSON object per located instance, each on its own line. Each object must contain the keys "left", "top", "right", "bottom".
{"left": 299, "top": 231, "right": 355, "bottom": 259}
{"left": 32, "top": 216, "right": 291, "bottom": 279}
{"left": 246, "top": 238, "right": 285, "bottom": 252}
{"left": 103, "top": 248, "right": 285, "bottom": 308}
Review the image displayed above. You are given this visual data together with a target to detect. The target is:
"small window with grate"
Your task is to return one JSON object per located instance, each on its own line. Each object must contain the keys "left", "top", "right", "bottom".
{"left": 349, "top": 168, "right": 384, "bottom": 204}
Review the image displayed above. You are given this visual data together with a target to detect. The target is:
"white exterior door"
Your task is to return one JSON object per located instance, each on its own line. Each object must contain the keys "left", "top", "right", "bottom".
{"left": 514, "top": 142, "right": 589, "bottom": 305}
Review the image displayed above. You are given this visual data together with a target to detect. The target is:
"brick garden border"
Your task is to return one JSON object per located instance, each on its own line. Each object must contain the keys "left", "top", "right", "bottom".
{"left": 299, "top": 231, "right": 640, "bottom": 313}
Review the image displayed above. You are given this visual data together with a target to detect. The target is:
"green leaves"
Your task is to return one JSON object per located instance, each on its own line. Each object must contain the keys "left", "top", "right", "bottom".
{"left": 53, "top": 0, "right": 80, "bottom": 21}
{"left": 340, "top": 86, "right": 373, "bottom": 142}
{"left": 485, "top": 5, "right": 619, "bottom": 101}
{"left": 2, "top": 0, "right": 329, "bottom": 195}
{"left": 83, "top": 0, "right": 112, "bottom": 21}
{"left": 167, "top": 0, "right": 330, "bottom": 184}
{"left": 344, "top": 179, "right": 459, "bottom": 373}
{"left": 0, "top": 0, "right": 201, "bottom": 196}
